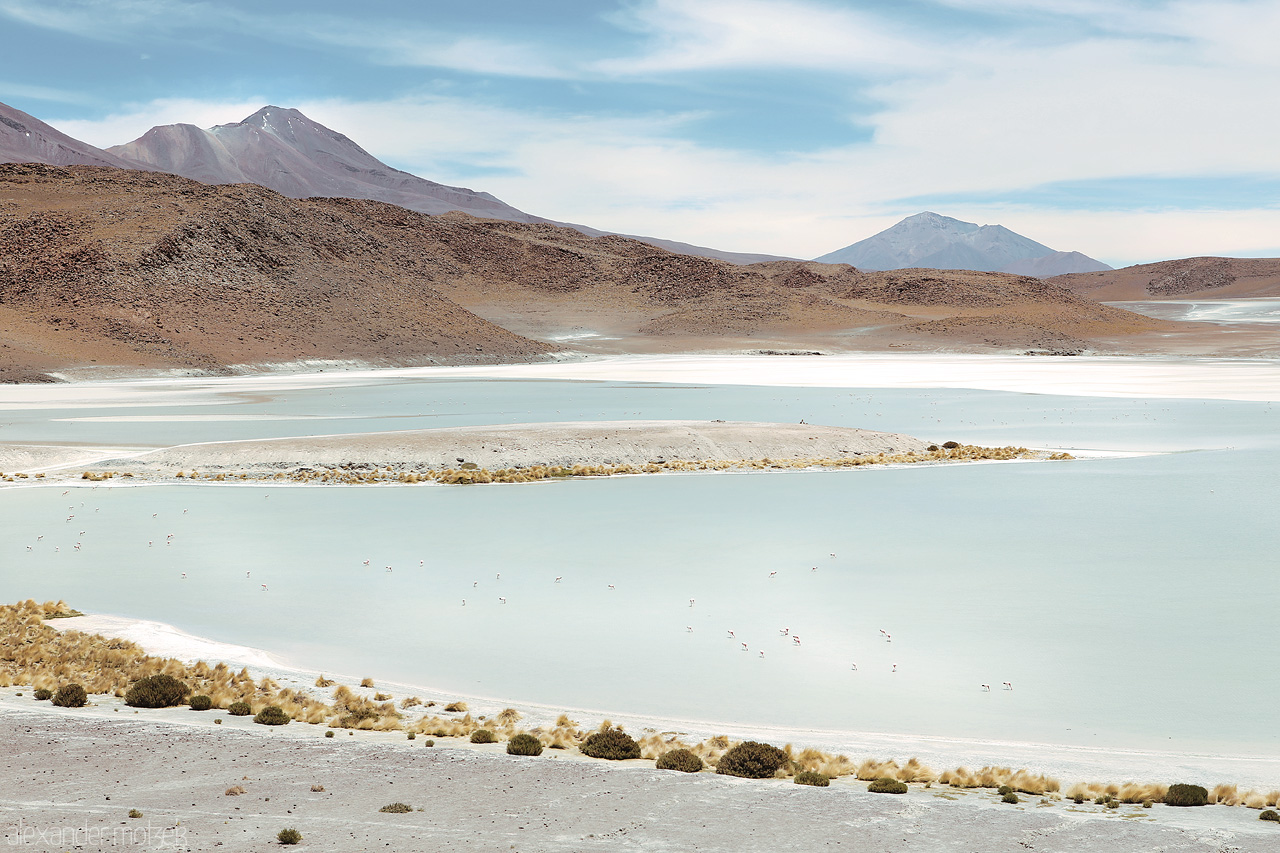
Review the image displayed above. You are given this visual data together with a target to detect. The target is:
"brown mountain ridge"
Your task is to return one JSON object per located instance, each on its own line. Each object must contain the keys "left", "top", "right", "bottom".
{"left": 0, "top": 164, "right": 1174, "bottom": 381}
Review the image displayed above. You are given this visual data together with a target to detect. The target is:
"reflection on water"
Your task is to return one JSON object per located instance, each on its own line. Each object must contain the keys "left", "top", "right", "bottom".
{"left": 2, "top": 373, "right": 1279, "bottom": 758}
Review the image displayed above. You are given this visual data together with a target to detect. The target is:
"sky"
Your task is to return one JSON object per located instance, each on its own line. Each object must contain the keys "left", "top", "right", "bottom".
{"left": 3, "top": 0, "right": 1279, "bottom": 265}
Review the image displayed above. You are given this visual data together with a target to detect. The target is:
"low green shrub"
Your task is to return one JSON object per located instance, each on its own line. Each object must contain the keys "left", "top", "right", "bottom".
{"left": 794, "top": 771, "right": 830, "bottom": 787}
{"left": 228, "top": 701, "right": 252, "bottom": 716}
{"left": 407, "top": 732, "right": 416, "bottom": 740}
{"left": 189, "top": 695, "right": 212, "bottom": 711}
{"left": 580, "top": 728, "right": 641, "bottom": 761}
{"left": 277, "top": 828, "right": 302, "bottom": 845}
{"left": 379, "top": 802, "right": 413, "bottom": 813}
{"left": 1164, "top": 784, "right": 1209, "bottom": 807}
{"left": 655, "top": 749, "right": 703, "bottom": 773}
{"left": 254, "top": 706, "right": 290, "bottom": 726}
{"left": 715, "top": 741, "right": 789, "bottom": 779}
{"left": 868, "top": 777, "right": 908, "bottom": 794}
{"left": 128, "top": 809, "right": 142, "bottom": 819}
{"left": 424, "top": 739, "right": 435, "bottom": 747}
{"left": 997, "top": 785, "right": 1013, "bottom": 796}
{"left": 1002, "top": 792, "right": 1020, "bottom": 804}
{"left": 470, "top": 729, "right": 497, "bottom": 744}
{"left": 51, "top": 684, "right": 87, "bottom": 707}
{"left": 324, "top": 730, "right": 335, "bottom": 738}
{"left": 124, "top": 675, "right": 188, "bottom": 708}
{"left": 33, "top": 688, "right": 52, "bottom": 701}
{"left": 1142, "top": 799, "right": 1154, "bottom": 808}
{"left": 507, "top": 733, "right": 543, "bottom": 756}
{"left": 1261, "top": 809, "right": 1279, "bottom": 822}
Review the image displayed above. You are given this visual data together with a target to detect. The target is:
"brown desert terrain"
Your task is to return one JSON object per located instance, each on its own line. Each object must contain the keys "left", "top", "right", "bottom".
{"left": 0, "top": 164, "right": 1192, "bottom": 382}
{"left": 1051, "top": 256, "right": 1280, "bottom": 301}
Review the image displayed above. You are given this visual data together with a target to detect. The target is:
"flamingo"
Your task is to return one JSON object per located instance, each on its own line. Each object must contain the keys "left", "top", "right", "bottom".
{"left": 1003, "top": 682, "right": 1013, "bottom": 691}
{"left": 779, "top": 627, "right": 790, "bottom": 636}
{"left": 769, "top": 571, "right": 777, "bottom": 578}
{"left": 246, "top": 571, "right": 251, "bottom": 578}
{"left": 419, "top": 560, "right": 425, "bottom": 566}
{"left": 496, "top": 573, "right": 500, "bottom": 580}
{"left": 25, "top": 546, "right": 31, "bottom": 552}
{"left": 892, "top": 663, "right": 897, "bottom": 673}
{"left": 608, "top": 584, "right": 616, "bottom": 590}
{"left": 727, "top": 630, "right": 735, "bottom": 639}
{"left": 362, "top": 560, "right": 370, "bottom": 566}
{"left": 555, "top": 576, "right": 562, "bottom": 583}
{"left": 850, "top": 663, "right": 858, "bottom": 671}
{"left": 386, "top": 566, "right": 392, "bottom": 572}
{"left": 181, "top": 573, "right": 187, "bottom": 579}
{"left": 740, "top": 643, "right": 748, "bottom": 651}
{"left": 792, "top": 636, "right": 801, "bottom": 646}
{"left": 498, "top": 597, "right": 507, "bottom": 604}
{"left": 260, "top": 584, "right": 268, "bottom": 591}
{"left": 687, "top": 626, "right": 693, "bottom": 633}
{"left": 689, "top": 599, "right": 695, "bottom": 607}
{"left": 981, "top": 684, "right": 991, "bottom": 691}
{"left": 462, "top": 599, "right": 466, "bottom": 606}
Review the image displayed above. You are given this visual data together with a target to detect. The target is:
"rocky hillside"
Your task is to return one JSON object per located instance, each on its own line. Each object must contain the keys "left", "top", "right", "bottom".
{"left": 0, "top": 165, "right": 1174, "bottom": 381}
{"left": 1051, "top": 257, "right": 1280, "bottom": 301}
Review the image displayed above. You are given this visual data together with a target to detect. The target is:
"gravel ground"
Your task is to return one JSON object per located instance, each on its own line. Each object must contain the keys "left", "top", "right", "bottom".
{"left": 2, "top": 704, "right": 1276, "bottom": 853}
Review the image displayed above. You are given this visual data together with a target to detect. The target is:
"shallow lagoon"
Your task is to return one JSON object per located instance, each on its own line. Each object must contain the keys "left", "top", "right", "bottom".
{"left": 2, "top": 358, "right": 1279, "bottom": 761}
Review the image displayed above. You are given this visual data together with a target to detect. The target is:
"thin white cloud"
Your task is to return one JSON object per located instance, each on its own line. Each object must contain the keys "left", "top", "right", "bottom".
{"left": 595, "top": 0, "right": 935, "bottom": 75}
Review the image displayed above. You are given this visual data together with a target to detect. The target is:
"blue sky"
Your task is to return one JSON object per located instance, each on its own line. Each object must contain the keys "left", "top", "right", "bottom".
{"left": 3, "top": 0, "right": 1279, "bottom": 265}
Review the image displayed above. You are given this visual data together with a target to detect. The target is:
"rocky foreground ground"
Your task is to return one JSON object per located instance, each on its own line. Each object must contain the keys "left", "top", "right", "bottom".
{"left": 2, "top": 703, "right": 1274, "bottom": 853}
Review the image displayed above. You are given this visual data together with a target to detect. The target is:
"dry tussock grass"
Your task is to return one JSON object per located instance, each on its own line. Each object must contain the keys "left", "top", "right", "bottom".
{"left": 0, "top": 600, "right": 329, "bottom": 723}
{"left": 8, "top": 600, "right": 1274, "bottom": 805}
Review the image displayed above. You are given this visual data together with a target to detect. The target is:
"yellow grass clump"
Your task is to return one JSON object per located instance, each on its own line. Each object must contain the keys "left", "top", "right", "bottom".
{"left": 0, "top": 600, "right": 331, "bottom": 724}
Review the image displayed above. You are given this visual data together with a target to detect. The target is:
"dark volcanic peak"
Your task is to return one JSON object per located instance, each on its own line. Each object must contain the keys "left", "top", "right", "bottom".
{"left": 0, "top": 100, "right": 140, "bottom": 169}
{"left": 816, "top": 211, "right": 1112, "bottom": 277}
{"left": 111, "top": 106, "right": 535, "bottom": 221}
{"left": 111, "top": 104, "right": 788, "bottom": 265}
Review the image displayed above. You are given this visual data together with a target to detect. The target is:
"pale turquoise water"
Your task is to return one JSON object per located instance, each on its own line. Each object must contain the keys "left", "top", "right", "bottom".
{"left": 2, "top": 372, "right": 1278, "bottom": 756}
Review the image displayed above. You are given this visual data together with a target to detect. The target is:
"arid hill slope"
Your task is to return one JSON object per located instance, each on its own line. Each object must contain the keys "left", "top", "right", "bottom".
{"left": 1051, "top": 257, "right": 1280, "bottom": 301}
{"left": 0, "top": 164, "right": 555, "bottom": 381}
{"left": 0, "top": 165, "right": 1173, "bottom": 380}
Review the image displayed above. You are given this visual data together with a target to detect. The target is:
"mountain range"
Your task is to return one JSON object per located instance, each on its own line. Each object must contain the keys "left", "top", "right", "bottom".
{"left": 3, "top": 100, "right": 1112, "bottom": 274}
{"left": 816, "top": 212, "right": 1112, "bottom": 277}
{"left": 0, "top": 163, "right": 1174, "bottom": 381}
{"left": 0, "top": 100, "right": 782, "bottom": 265}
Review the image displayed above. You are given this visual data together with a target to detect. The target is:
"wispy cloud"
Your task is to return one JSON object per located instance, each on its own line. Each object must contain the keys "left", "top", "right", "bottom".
{"left": 593, "top": 0, "right": 934, "bottom": 76}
